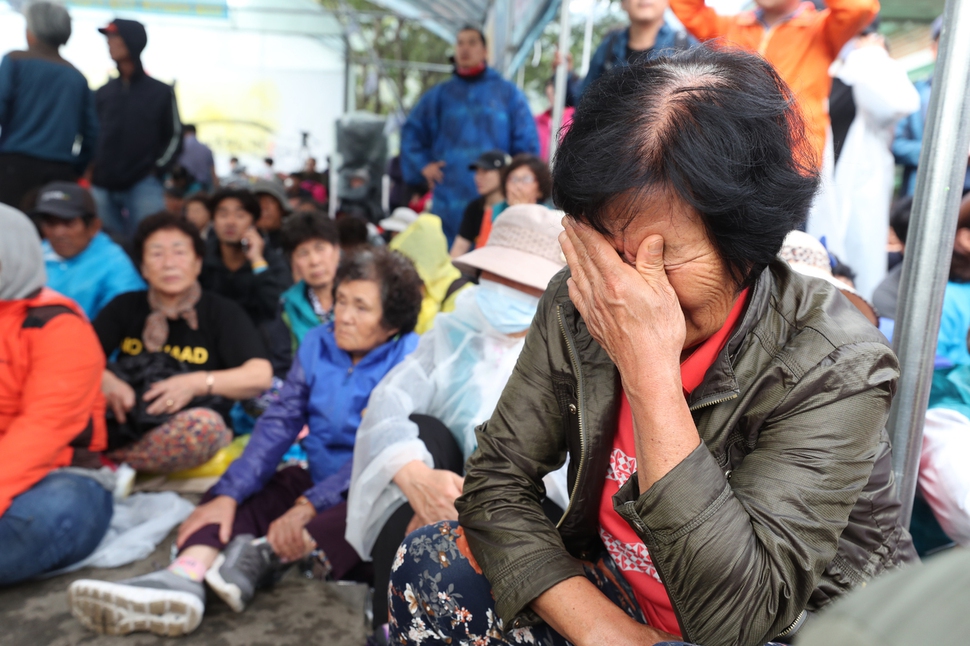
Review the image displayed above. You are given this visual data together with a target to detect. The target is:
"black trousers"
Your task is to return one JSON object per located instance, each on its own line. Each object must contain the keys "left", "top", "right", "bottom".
{"left": 0, "top": 153, "right": 78, "bottom": 212}
{"left": 370, "top": 414, "right": 563, "bottom": 628}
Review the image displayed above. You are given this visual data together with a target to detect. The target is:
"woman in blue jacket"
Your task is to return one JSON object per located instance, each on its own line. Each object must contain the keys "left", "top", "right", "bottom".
{"left": 69, "top": 247, "right": 424, "bottom": 637}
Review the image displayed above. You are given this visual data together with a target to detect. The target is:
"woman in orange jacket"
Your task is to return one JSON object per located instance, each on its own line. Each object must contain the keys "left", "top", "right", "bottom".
{"left": 0, "top": 204, "right": 112, "bottom": 586}
{"left": 670, "top": 0, "right": 879, "bottom": 169}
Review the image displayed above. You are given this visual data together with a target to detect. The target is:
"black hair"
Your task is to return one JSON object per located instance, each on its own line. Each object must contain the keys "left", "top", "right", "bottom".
{"left": 185, "top": 191, "right": 210, "bottom": 207}
{"left": 133, "top": 211, "right": 206, "bottom": 263}
{"left": 458, "top": 25, "right": 486, "bottom": 47}
{"left": 502, "top": 154, "right": 553, "bottom": 203}
{"left": 183, "top": 124, "right": 197, "bottom": 134}
{"left": 889, "top": 195, "right": 913, "bottom": 246}
{"left": 334, "top": 246, "right": 423, "bottom": 335}
{"left": 208, "top": 188, "right": 261, "bottom": 223}
{"left": 553, "top": 44, "right": 820, "bottom": 289}
{"left": 281, "top": 211, "right": 340, "bottom": 256}
{"left": 337, "top": 215, "right": 370, "bottom": 249}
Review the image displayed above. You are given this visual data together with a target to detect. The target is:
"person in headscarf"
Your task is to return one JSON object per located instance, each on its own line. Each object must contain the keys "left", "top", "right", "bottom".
{"left": 91, "top": 213, "right": 273, "bottom": 474}
{"left": 0, "top": 204, "right": 113, "bottom": 586}
{"left": 388, "top": 213, "right": 472, "bottom": 334}
{"left": 0, "top": 1, "right": 98, "bottom": 211}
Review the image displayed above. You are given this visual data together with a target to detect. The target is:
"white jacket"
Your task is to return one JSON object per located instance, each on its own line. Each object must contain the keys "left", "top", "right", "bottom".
{"left": 345, "top": 288, "right": 570, "bottom": 559}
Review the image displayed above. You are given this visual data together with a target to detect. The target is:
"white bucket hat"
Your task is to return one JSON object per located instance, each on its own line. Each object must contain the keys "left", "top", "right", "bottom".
{"left": 452, "top": 203, "right": 566, "bottom": 291}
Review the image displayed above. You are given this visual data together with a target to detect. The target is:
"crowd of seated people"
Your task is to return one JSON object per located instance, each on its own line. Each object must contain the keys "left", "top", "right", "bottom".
{"left": 5, "top": 3, "right": 970, "bottom": 645}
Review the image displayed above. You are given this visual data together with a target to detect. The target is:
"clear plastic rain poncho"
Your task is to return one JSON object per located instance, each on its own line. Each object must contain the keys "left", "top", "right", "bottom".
{"left": 345, "top": 287, "right": 569, "bottom": 559}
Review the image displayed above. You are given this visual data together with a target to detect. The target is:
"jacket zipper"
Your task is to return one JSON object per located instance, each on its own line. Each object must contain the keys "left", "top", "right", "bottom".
{"left": 688, "top": 391, "right": 738, "bottom": 412}
{"left": 556, "top": 304, "right": 586, "bottom": 530}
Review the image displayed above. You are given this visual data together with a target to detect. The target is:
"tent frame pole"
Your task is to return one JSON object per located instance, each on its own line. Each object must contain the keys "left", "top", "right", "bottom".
{"left": 886, "top": 0, "right": 970, "bottom": 526}
{"left": 549, "top": 0, "right": 571, "bottom": 164}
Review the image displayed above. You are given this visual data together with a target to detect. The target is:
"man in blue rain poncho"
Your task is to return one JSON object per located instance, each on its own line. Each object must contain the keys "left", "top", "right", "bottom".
{"left": 400, "top": 26, "right": 539, "bottom": 243}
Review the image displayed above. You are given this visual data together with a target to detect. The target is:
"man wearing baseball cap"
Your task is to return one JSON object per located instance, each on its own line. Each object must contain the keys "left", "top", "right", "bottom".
{"left": 90, "top": 18, "right": 182, "bottom": 239}
{"left": 449, "top": 150, "right": 510, "bottom": 258}
{"left": 35, "top": 181, "right": 145, "bottom": 320}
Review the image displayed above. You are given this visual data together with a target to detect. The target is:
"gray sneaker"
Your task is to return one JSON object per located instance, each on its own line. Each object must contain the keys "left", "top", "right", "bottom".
{"left": 205, "top": 534, "right": 282, "bottom": 612}
{"left": 68, "top": 569, "right": 205, "bottom": 636}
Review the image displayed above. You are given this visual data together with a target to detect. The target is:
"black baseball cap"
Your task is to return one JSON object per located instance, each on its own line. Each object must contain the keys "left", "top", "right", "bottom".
{"left": 469, "top": 150, "right": 511, "bottom": 171}
{"left": 98, "top": 18, "right": 148, "bottom": 58}
{"left": 33, "top": 182, "right": 97, "bottom": 220}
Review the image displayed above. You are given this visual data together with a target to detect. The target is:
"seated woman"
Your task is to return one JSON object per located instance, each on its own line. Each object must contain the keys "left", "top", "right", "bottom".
{"left": 346, "top": 204, "right": 568, "bottom": 635}
{"left": 474, "top": 153, "right": 553, "bottom": 247}
{"left": 93, "top": 213, "right": 274, "bottom": 473}
{"left": 388, "top": 46, "right": 916, "bottom": 646}
{"left": 0, "top": 206, "right": 112, "bottom": 586}
{"left": 279, "top": 211, "right": 341, "bottom": 347}
{"left": 70, "top": 246, "right": 424, "bottom": 637}
{"left": 389, "top": 213, "right": 471, "bottom": 333}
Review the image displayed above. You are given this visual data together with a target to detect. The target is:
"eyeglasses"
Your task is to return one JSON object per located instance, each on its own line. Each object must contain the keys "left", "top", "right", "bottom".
{"left": 508, "top": 175, "right": 537, "bottom": 185}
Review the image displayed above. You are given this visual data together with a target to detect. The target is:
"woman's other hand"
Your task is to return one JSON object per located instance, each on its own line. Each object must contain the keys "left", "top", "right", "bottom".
{"left": 177, "top": 495, "right": 238, "bottom": 547}
{"left": 267, "top": 502, "right": 317, "bottom": 562}
{"left": 102, "top": 370, "right": 136, "bottom": 424}
{"left": 394, "top": 461, "right": 464, "bottom": 533}
{"left": 144, "top": 372, "right": 204, "bottom": 416}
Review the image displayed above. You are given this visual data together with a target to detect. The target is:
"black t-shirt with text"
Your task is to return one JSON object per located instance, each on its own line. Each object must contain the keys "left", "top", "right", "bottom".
{"left": 94, "top": 290, "right": 270, "bottom": 372}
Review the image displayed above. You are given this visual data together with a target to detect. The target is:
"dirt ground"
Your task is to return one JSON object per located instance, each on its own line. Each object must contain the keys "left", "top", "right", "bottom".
{"left": 0, "top": 529, "right": 369, "bottom": 646}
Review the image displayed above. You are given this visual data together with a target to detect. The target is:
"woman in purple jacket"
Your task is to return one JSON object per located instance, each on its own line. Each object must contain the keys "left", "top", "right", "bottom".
{"left": 69, "top": 247, "right": 423, "bottom": 637}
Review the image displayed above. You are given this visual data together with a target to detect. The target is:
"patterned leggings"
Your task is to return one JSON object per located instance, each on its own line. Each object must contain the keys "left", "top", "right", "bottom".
{"left": 108, "top": 407, "right": 231, "bottom": 473}
{"left": 388, "top": 521, "right": 704, "bottom": 646}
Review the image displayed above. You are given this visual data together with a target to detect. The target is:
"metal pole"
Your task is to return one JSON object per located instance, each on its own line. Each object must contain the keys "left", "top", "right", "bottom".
{"left": 580, "top": 0, "right": 596, "bottom": 77}
{"left": 886, "top": 0, "right": 970, "bottom": 526}
{"left": 549, "top": 0, "right": 571, "bottom": 164}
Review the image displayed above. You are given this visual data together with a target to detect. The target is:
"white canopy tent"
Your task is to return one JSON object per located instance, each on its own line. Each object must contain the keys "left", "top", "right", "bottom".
{"left": 1, "top": 0, "right": 562, "bottom": 174}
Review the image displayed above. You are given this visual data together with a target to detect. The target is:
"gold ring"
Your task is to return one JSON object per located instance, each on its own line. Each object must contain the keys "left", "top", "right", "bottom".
{"left": 166, "top": 399, "right": 175, "bottom": 408}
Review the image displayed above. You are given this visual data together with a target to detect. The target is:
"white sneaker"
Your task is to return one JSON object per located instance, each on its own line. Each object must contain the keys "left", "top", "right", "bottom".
{"left": 68, "top": 569, "right": 205, "bottom": 636}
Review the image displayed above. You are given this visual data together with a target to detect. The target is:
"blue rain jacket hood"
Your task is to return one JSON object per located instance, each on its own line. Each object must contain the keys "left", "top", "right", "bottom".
{"left": 399, "top": 67, "right": 538, "bottom": 242}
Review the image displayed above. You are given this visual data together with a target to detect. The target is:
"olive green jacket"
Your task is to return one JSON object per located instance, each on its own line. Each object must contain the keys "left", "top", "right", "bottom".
{"left": 457, "top": 260, "right": 917, "bottom": 646}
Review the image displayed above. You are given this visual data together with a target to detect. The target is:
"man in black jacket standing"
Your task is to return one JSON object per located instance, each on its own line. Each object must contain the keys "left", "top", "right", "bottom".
{"left": 91, "top": 19, "right": 181, "bottom": 239}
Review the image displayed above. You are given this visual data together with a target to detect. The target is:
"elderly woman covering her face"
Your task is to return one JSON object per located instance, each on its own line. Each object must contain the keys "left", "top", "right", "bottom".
{"left": 386, "top": 45, "right": 916, "bottom": 646}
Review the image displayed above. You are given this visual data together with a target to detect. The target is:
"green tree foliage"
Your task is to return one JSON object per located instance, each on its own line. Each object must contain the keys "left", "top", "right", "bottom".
{"left": 319, "top": 0, "right": 629, "bottom": 115}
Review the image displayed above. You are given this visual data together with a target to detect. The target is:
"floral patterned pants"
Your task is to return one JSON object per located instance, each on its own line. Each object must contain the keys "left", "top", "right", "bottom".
{"left": 388, "top": 521, "right": 689, "bottom": 646}
{"left": 108, "top": 407, "right": 231, "bottom": 473}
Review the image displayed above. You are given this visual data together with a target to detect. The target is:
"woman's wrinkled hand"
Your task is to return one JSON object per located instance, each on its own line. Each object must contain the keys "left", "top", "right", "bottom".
{"left": 267, "top": 503, "right": 317, "bottom": 563}
{"left": 559, "top": 218, "right": 686, "bottom": 381}
{"left": 395, "top": 461, "right": 464, "bottom": 534}
{"left": 177, "top": 495, "right": 238, "bottom": 547}
{"left": 144, "top": 372, "right": 204, "bottom": 416}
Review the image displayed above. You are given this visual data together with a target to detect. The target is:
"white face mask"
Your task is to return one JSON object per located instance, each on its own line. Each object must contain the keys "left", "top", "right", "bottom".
{"left": 475, "top": 278, "right": 540, "bottom": 334}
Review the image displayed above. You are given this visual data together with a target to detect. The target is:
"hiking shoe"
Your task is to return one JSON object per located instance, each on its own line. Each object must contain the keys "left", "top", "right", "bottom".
{"left": 68, "top": 569, "right": 205, "bottom": 636}
{"left": 205, "top": 534, "right": 282, "bottom": 612}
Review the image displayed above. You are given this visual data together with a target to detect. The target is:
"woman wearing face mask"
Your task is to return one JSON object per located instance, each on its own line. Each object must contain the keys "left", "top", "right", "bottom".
{"left": 345, "top": 204, "right": 569, "bottom": 641}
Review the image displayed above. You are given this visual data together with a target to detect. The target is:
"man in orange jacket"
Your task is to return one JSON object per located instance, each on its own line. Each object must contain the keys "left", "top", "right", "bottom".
{"left": 0, "top": 203, "right": 113, "bottom": 586}
{"left": 670, "top": 0, "right": 879, "bottom": 169}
